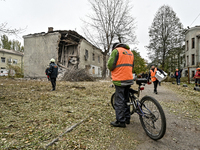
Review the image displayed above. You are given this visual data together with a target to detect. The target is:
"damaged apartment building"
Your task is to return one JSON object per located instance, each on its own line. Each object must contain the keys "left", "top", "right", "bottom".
{"left": 23, "top": 27, "right": 109, "bottom": 78}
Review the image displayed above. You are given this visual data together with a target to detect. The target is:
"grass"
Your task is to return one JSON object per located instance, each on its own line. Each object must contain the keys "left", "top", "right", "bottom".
{"left": 0, "top": 78, "right": 138, "bottom": 150}
{"left": 162, "top": 82, "right": 200, "bottom": 121}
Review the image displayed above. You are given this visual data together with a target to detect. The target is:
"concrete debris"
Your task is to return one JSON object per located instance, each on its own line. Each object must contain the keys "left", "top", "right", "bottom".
{"left": 61, "top": 68, "right": 94, "bottom": 82}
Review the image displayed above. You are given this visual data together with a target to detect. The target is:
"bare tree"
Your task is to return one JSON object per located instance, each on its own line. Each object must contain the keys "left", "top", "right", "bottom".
{"left": 147, "top": 5, "right": 184, "bottom": 70}
{"left": 0, "top": 22, "right": 25, "bottom": 37}
{"left": 83, "top": 0, "right": 136, "bottom": 78}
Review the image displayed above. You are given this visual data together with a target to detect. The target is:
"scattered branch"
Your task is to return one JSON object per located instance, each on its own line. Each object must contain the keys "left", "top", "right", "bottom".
{"left": 45, "top": 118, "right": 88, "bottom": 149}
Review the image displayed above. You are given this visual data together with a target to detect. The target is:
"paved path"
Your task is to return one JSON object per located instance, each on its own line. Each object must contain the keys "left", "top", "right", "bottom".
{"left": 129, "top": 83, "right": 200, "bottom": 150}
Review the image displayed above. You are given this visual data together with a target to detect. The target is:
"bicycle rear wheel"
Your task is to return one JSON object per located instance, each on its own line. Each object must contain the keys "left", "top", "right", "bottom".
{"left": 139, "top": 96, "right": 166, "bottom": 140}
{"left": 111, "top": 93, "right": 135, "bottom": 115}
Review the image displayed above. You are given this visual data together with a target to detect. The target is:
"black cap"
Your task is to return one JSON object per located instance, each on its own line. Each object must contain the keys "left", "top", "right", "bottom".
{"left": 112, "top": 43, "right": 119, "bottom": 50}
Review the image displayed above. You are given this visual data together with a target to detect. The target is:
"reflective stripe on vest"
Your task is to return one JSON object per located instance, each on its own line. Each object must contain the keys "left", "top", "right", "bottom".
{"left": 150, "top": 68, "right": 157, "bottom": 82}
{"left": 111, "top": 47, "right": 134, "bottom": 81}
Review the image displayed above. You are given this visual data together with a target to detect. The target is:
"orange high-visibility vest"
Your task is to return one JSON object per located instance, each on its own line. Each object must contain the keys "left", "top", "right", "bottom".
{"left": 111, "top": 47, "right": 134, "bottom": 81}
{"left": 150, "top": 68, "right": 157, "bottom": 82}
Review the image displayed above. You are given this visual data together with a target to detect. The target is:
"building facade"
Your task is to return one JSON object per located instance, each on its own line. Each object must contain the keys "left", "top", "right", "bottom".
{"left": 0, "top": 49, "right": 23, "bottom": 76}
{"left": 23, "top": 27, "right": 109, "bottom": 78}
{"left": 184, "top": 26, "right": 200, "bottom": 78}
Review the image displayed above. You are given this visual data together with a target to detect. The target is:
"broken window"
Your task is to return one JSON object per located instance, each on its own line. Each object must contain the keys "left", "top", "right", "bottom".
{"left": 192, "top": 71, "right": 195, "bottom": 77}
{"left": 93, "top": 53, "right": 95, "bottom": 61}
{"left": 13, "top": 59, "right": 18, "bottom": 64}
{"left": 85, "top": 49, "right": 88, "bottom": 60}
{"left": 1, "top": 57, "right": 5, "bottom": 63}
{"left": 192, "top": 54, "right": 195, "bottom": 65}
{"left": 192, "top": 38, "right": 195, "bottom": 49}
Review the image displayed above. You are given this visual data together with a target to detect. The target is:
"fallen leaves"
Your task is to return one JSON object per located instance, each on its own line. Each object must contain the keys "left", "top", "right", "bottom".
{"left": 0, "top": 78, "right": 139, "bottom": 149}
{"left": 163, "top": 82, "right": 200, "bottom": 121}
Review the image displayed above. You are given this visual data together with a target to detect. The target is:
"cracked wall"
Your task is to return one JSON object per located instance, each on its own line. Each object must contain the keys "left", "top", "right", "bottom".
{"left": 23, "top": 32, "right": 61, "bottom": 78}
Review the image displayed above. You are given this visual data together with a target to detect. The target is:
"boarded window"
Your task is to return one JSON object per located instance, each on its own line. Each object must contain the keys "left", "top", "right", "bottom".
{"left": 92, "top": 67, "right": 95, "bottom": 74}
{"left": 192, "top": 38, "right": 195, "bottom": 49}
{"left": 192, "top": 54, "right": 195, "bottom": 65}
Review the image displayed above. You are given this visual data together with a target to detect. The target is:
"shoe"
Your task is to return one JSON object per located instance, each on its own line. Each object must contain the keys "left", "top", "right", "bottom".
{"left": 154, "top": 91, "right": 158, "bottom": 94}
{"left": 110, "top": 121, "right": 126, "bottom": 128}
{"left": 125, "top": 120, "right": 130, "bottom": 124}
{"left": 51, "top": 89, "right": 55, "bottom": 91}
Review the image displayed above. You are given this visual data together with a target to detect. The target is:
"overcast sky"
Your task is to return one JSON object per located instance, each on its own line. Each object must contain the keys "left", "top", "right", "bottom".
{"left": 1, "top": 0, "right": 200, "bottom": 61}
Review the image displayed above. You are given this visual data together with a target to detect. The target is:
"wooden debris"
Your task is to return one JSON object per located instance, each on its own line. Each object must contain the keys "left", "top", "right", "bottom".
{"left": 45, "top": 118, "right": 87, "bottom": 149}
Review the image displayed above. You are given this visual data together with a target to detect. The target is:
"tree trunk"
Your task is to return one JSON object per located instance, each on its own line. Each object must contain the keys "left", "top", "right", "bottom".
{"left": 102, "top": 54, "right": 107, "bottom": 78}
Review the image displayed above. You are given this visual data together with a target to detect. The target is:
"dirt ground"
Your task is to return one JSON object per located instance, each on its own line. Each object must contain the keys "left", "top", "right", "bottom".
{"left": 1, "top": 78, "right": 200, "bottom": 149}
{"left": 124, "top": 83, "right": 200, "bottom": 150}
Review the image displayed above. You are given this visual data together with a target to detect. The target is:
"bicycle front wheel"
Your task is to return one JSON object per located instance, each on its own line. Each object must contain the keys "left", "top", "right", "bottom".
{"left": 139, "top": 96, "right": 166, "bottom": 140}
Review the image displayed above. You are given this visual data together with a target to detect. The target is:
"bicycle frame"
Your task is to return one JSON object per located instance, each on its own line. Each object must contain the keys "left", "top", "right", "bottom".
{"left": 129, "top": 83, "right": 153, "bottom": 117}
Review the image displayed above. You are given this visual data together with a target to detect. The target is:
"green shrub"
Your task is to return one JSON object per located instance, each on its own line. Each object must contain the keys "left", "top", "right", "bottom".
{"left": 7, "top": 64, "right": 24, "bottom": 78}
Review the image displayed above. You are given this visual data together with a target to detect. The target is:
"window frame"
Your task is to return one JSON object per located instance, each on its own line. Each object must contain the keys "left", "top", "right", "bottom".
{"left": 192, "top": 38, "right": 195, "bottom": 49}
{"left": 1, "top": 57, "right": 6, "bottom": 63}
{"left": 191, "top": 54, "right": 195, "bottom": 65}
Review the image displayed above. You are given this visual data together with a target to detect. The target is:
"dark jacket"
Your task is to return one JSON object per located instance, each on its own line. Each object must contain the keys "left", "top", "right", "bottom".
{"left": 147, "top": 68, "right": 164, "bottom": 82}
{"left": 174, "top": 71, "right": 181, "bottom": 78}
{"left": 49, "top": 62, "right": 58, "bottom": 78}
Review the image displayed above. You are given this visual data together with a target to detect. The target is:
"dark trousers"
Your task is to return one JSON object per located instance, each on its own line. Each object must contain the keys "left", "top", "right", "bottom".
{"left": 114, "top": 85, "right": 130, "bottom": 123}
{"left": 51, "top": 78, "right": 56, "bottom": 90}
{"left": 153, "top": 80, "right": 158, "bottom": 92}
{"left": 176, "top": 78, "right": 180, "bottom": 85}
{"left": 195, "top": 79, "right": 200, "bottom": 87}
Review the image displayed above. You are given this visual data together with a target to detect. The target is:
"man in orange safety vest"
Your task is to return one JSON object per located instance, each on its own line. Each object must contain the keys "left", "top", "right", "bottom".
{"left": 147, "top": 64, "right": 165, "bottom": 94}
{"left": 107, "top": 43, "right": 134, "bottom": 128}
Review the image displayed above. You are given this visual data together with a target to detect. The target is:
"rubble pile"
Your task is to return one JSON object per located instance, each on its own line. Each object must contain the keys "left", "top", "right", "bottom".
{"left": 61, "top": 68, "right": 94, "bottom": 82}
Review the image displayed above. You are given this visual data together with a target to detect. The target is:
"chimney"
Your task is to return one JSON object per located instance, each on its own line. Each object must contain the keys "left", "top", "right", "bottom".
{"left": 48, "top": 27, "right": 53, "bottom": 33}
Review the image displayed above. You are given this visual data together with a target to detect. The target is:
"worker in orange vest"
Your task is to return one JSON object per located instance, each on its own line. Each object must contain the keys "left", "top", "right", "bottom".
{"left": 147, "top": 64, "right": 165, "bottom": 94}
{"left": 107, "top": 43, "right": 134, "bottom": 128}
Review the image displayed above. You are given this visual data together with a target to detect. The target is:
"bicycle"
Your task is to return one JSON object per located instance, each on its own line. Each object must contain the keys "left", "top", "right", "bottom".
{"left": 111, "top": 78, "right": 166, "bottom": 140}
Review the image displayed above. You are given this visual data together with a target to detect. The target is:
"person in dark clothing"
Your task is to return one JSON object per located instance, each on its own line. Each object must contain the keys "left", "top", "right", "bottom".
{"left": 144, "top": 72, "right": 148, "bottom": 79}
{"left": 107, "top": 43, "right": 134, "bottom": 128}
{"left": 147, "top": 65, "right": 165, "bottom": 94}
{"left": 48, "top": 58, "right": 58, "bottom": 91}
{"left": 174, "top": 69, "right": 182, "bottom": 85}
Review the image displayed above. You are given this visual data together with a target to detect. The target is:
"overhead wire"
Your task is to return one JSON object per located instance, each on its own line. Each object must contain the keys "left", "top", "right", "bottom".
{"left": 190, "top": 13, "right": 200, "bottom": 27}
